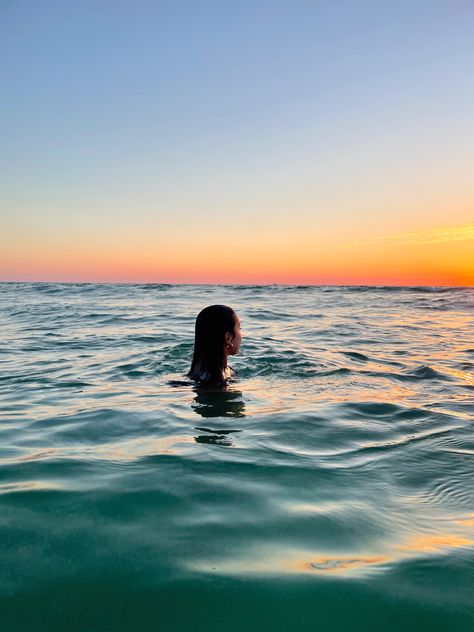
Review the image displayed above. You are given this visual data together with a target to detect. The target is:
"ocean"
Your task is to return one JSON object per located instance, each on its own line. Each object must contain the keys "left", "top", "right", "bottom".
{"left": 0, "top": 282, "right": 473, "bottom": 631}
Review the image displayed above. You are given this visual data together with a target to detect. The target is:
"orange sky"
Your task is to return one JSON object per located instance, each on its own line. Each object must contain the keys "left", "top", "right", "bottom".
{"left": 1, "top": 3, "right": 473, "bottom": 285}
{"left": 1, "top": 220, "right": 472, "bottom": 285}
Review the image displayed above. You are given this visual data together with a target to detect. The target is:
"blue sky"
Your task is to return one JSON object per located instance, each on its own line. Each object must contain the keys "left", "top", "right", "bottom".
{"left": 1, "top": 1, "right": 473, "bottom": 282}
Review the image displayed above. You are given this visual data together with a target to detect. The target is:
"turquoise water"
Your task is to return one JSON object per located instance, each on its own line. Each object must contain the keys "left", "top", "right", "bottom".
{"left": 1, "top": 283, "right": 473, "bottom": 631}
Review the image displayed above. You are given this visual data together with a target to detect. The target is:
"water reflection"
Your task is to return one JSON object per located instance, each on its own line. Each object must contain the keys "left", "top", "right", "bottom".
{"left": 188, "top": 522, "right": 474, "bottom": 577}
{"left": 191, "top": 388, "right": 245, "bottom": 419}
{"left": 194, "top": 428, "right": 240, "bottom": 447}
{"left": 192, "top": 387, "right": 245, "bottom": 447}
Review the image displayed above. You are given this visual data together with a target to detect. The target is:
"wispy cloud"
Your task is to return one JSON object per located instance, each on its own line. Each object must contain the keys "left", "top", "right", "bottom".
{"left": 347, "top": 222, "right": 474, "bottom": 248}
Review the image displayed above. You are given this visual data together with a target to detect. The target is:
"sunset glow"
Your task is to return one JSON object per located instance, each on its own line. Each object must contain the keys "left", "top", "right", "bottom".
{"left": 1, "top": 2, "right": 473, "bottom": 285}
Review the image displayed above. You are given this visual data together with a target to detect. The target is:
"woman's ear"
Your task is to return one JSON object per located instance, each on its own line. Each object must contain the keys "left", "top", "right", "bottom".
{"left": 224, "top": 331, "right": 232, "bottom": 345}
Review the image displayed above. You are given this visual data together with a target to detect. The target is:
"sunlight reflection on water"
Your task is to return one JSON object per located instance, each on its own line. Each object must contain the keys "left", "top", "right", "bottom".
{"left": 0, "top": 283, "right": 473, "bottom": 630}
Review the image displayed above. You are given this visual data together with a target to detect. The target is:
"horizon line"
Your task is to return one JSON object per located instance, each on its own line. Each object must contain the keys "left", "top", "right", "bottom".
{"left": 0, "top": 280, "right": 472, "bottom": 289}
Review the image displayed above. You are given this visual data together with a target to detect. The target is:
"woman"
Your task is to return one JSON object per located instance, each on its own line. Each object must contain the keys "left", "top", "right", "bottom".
{"left": 188, "top": 305, "right": 242, "bottom": 386}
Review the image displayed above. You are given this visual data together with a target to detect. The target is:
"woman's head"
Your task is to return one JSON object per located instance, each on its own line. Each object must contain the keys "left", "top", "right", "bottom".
{"left": 188, "top": 305, "right": 242, "bottom": 385}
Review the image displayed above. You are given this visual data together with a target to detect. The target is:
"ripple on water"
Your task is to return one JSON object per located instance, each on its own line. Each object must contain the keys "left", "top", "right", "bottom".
{"left": 0, "top": 283, "right": 473, "bottom": 629}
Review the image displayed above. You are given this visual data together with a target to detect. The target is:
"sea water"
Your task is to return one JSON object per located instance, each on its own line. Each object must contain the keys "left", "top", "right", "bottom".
{"left": 0, "top": 283, "right": 473, "bottom": 631}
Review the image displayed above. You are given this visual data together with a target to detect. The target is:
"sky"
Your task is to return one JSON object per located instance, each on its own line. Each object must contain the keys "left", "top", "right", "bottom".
{"left": 1, "top": 0, "right": 473, "bottom": 285}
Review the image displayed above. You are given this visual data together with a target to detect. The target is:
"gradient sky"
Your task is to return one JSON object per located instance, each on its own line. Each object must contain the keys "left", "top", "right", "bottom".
{"left": 1, "top": 0, "right": 473, "bottom": 284}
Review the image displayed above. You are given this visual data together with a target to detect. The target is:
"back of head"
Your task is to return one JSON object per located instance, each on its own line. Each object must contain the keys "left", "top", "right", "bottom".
{"left": 188, "top": 305, "right": 236, "bottom": 385}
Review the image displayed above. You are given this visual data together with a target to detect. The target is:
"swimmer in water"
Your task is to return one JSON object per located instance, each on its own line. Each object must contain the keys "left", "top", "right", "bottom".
{"left": 188, "top": 305, "right": 242, "bottom": 386}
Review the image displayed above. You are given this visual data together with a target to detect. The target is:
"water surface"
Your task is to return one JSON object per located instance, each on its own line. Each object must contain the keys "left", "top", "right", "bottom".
{"left": 0, "top": 283, "right": 473, "bottom": 631}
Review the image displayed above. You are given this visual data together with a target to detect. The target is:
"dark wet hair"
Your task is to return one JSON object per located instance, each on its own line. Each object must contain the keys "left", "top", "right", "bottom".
{"left": 188, "top": 305, "right": 237, "bottom": 385}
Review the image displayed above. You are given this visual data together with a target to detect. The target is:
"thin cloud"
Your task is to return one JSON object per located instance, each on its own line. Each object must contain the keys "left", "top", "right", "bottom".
{"left": 347, "top": 222, "right": 474, "bottom": 248}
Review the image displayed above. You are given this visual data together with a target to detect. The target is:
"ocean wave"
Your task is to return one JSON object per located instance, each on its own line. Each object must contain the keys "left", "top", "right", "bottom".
{"left": 1, "top": 281, "right": 473, "bottom": 623}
